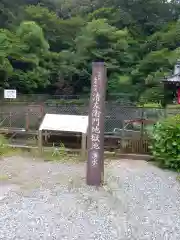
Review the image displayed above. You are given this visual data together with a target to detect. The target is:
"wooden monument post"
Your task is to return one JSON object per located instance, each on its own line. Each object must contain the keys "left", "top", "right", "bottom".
{"left": 86, "top": 62, "right": 107, "bottom": 186}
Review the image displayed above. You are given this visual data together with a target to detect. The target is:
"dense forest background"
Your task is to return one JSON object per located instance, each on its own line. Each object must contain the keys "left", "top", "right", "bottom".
{"left": 1, "top": 0, "right": 180, "bottom": 103}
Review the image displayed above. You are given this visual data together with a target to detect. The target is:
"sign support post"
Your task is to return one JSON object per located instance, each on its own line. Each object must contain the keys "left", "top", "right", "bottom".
{"left": 86, "top": 62, "right": 107, "bottom": 186}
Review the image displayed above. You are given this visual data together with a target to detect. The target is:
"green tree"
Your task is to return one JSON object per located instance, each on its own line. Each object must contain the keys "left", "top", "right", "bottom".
{"left": 24, "top": 5, "right": 84, "bottom": 51}
{"left": 0, "top": 21, "right": 51, "bottom": 92}
{"left": 75, "top": 19, "right": 132, "bottom": 70}
{"left": 0, "top": 0, "right": 180, "bottom": 99}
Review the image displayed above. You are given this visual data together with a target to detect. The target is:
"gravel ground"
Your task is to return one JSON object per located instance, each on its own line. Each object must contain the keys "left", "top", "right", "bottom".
{"left": 0, "top": 156, "right": 180, "bottom": 240}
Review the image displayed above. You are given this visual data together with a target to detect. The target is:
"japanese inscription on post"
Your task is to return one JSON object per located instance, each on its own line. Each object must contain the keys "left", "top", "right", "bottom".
{"left": 87, "top": 62, "right": 107, "bottom": 186}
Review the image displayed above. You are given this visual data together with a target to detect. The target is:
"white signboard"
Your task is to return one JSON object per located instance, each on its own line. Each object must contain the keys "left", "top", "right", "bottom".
{"left": 4, "top": 89, "right": 17, "bottom": 99}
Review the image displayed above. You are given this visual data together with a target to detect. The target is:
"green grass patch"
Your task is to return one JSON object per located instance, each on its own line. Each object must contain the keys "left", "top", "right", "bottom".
{"left": 29, "top": 149, "right": 80, "bottom": 163}
{"left": 0, "top": 174, "right": 9, "bottom": 181}
{"left": 42, "top": 151, "right": 79, "bottom": 162}
{"left": 137, "top": 102, "right": 180, "bottom": 109}
{"left": 137, "top": 103, "right": 162, "bottom": 108}
{"left": 45, "top": 99, "right": 88, "bottom": 105}
{"left": 0, "top": 134, "right": 24, "bottom": 157}
{"left": 166, "top": 104, "right": 180, "bottom": 109}
{"left": 1, "top": 146, "right": 24, "bottom": 157}
{"left": 176, "top": 175, "right": 180, "bottom": 181}
{"left": 28, "top": 142, "right": 81, "bottom": 163}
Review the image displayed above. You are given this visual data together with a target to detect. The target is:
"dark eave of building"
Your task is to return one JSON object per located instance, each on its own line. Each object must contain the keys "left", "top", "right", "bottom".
{"left": 162, "top": 73, "right": 180, "bottom": 83}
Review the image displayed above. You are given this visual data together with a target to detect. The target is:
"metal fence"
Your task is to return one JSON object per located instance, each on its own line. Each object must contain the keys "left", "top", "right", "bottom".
{"left": 0, "top": 104, "right": 43, "bottom": 131}
{"left": 0, "top": 93, "right": 136, "bottom": 103}
{"left": 0, "top": 94, "right": 87, "bottom": 103}
{"left": 0, "top": 100, "right": 179, "bottom": 154}
{"left": 0, "top": 101, "right": 179, "bottom": 133}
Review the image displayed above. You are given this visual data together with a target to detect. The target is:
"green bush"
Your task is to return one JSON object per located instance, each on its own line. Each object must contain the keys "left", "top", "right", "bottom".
{"left": 150, "top": 114, "right": 180, "bottom": 171}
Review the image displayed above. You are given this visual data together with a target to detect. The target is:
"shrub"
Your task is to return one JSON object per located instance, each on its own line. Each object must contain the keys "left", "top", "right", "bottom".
{"left": 51, "top": 142, "right": 67, "bottom": 158}
{"left": 150, "top": 114, "right": 180, "bottom": 171}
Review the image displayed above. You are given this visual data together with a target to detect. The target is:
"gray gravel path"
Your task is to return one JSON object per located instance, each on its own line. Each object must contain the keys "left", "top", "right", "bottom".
{"left": 0, "top": 156, "right": 180, "bottom": 240}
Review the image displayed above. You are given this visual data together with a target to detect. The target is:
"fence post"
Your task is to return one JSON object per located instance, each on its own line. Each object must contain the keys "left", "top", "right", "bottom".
{"left": 140, "top": 107, "right": 144, "bottom": 139}
{"left": 40, "top": 103, "right": 44, "bottom": 118}
{"left": 25, "top": 112, "right": 29, "bottom": 131}
{"left": 164, "top": 106, "right": 167, "bottom": 119}
{"left": 121, "top": 120, "right": 126, "bottom": 149}
{"left": 9, "top": 112, "right": 12, "bottom": 128}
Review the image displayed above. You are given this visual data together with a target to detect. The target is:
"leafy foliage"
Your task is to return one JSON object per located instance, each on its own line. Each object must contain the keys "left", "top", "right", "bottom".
{"left": 0, "top": 0, "right": 180, "bottom": 100}
{"left": 150, "top": 115, "right": 180, "bottom": 171}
